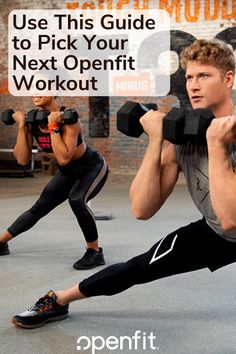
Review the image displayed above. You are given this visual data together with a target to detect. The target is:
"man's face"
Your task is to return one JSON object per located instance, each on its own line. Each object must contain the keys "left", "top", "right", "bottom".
{"left": 185, "top": 61, "right": 228, "bottom": 110}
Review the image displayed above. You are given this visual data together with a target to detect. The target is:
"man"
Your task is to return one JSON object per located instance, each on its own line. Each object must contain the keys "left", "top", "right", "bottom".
{"left": 12, "top": 39, "right": 236, "bottom": 329}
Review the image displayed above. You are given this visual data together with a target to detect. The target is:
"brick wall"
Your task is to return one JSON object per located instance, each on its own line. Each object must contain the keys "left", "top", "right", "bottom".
{"left": 0, "top": 0, "right": 235, "bottom": 175}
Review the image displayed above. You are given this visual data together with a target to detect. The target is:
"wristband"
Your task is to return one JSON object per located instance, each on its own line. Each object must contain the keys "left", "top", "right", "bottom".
{"left": 48, "top": 123, "right": 59, "bottom": 134}
{"left": 51, "top": 127, "right": 60, "bottom": 135}
{"left": 48, "top": 123, "right": 59, "bottom": 129}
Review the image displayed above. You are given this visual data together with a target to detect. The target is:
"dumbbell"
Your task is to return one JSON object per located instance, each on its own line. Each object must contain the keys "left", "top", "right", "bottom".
{"left": 1, "top": 109, "right": 15, "bottom": 125}
{"left": 116, "top": 101, "right": 158, "bottom": 138}
{"left": 1, "top": 108, "right": 38, "bottom": 126}
{"left": 163, "top": 108, "right": 215, "bottom": 145}
{"left": 117, "top": 101, "right": 215, "bottom": 146}
{"left": 36, "top": 109, "right": 79, "bottom": 125}
{"left": 184, "top": 108, "right": 214, "bottom": 145}
{"left": 117, "top": 101, "right": 189, "bottom": 144}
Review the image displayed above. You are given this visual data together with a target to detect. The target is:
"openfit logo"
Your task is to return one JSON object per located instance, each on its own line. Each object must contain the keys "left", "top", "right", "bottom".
{"left": 76, "top": 330, "right": 160, "bottom": 353}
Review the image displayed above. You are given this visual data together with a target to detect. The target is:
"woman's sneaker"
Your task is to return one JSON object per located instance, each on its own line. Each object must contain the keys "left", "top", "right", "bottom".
{"left": 0, "top": 242, "right": 10, "bottom": 255}
{"left": 12, "top": 290, "right": 69, "bottom": 329}
{"left": 73, "top": 247, "right": 105, "bottom": 270}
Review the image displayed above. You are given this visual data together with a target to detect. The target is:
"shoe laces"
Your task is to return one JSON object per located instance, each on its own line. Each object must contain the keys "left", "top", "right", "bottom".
{"left": 29, "top": 292, "right": 56, "bottom": 313}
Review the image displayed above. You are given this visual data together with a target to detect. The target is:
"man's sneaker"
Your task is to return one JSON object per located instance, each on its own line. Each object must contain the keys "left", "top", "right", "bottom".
{"left": 0, "top": 241, "right": 10, "bottom": 256}
{"left": 12, "top": 290, "right": 69, "bottom": 329}
{"left": 73, "top": 247, "right": 105, "bottom": 270}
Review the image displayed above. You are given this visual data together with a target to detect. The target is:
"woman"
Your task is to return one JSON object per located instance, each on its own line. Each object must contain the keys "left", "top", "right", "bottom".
{"left": 0, "top": 96, "right": 108, "bottom": 270}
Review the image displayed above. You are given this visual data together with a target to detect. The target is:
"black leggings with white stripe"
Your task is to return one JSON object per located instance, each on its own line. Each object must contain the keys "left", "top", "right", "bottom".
{"left": 8, "top": 145, "right": 108, "bottom": 243}
{"left": 79, "top": 219, "right": 236, "bottom": 296}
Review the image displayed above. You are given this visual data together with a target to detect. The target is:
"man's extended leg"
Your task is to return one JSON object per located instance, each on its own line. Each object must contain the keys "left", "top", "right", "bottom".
{"left": 12, "top": 219, "right": 236, "bottom": 328}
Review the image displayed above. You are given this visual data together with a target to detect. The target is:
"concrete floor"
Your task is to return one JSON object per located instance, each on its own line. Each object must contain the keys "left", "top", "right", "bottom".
{"left": 0, "top": 173, "right": 236, "bottom": 354}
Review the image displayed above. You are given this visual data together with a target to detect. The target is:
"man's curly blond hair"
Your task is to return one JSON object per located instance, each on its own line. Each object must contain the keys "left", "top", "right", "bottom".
{"left": 180, "top": 39, "right": 235, "bottom": 75}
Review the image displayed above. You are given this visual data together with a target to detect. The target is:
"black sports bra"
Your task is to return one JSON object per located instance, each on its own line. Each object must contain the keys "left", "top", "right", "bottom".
{"left": 31, "top": 108, "right": 83, "bottom": 153}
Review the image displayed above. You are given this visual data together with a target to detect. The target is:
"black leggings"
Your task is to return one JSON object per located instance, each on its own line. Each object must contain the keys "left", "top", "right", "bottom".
{"left": 8, "top": 146, "right": 108, "bottom": 243}
{"left": 79, "top": 219, "right": 236, "bottom": 296}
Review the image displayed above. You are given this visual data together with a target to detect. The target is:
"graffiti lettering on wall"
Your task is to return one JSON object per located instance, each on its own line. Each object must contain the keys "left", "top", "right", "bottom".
{"left": 66, "top": 1, "right": 236, "bottom": 23}
{"left": 88, "top": 26, "right": 236, "bottom": 137}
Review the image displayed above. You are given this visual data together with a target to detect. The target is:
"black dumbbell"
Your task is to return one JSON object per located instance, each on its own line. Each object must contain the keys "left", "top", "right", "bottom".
{"left": 117, "top": 101, "right": 188, "bottom": 144}
{"left": 36, "top": 109, "right": 79, "bottom": 125}
{"left": 1, "top": 109, "right": 15, "bottom": 125}
{"left": 117, "top": 101, "right": 215, "bottom": 146}
{"left": 184, "top": 108, "right": 215, "bottom": 145}
{"left": 117, "top": 101, "right": 158, "bottom": 138}
{"left": 63, "top": 109, "right": 79, "bottom": 124}
{"left": 25, "top": 109, "right": 38, "bottom": 124}
{"left": 1, "top": 108, "right": 38, "bottom": 126}
{"left": 162, "top": 108, "right": 214, "bottom": 145}
{"left": 163, "top": 107, "right": 189, "bottom": 145}
{"left": 35, "top": 110, "right": 49, "bottom": 125}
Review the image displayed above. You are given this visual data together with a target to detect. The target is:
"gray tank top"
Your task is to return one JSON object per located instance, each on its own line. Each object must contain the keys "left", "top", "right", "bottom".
{"left": 174, "top": 132, "right": 236, "bottom": 242}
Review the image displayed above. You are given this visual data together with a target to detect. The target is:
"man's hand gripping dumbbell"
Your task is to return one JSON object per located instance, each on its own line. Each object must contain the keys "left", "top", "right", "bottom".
{"left": 117, "top": 101, "right": 215, "bottom": 146}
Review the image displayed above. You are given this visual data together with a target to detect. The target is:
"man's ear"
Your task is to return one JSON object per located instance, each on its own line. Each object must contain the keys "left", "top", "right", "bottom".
{"left": 225, "top": 70, "right": 234, "bottom": 89}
